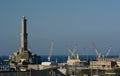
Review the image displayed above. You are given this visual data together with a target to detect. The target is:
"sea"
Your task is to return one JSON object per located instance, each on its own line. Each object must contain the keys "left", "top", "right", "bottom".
{"left": 0, "top": 55, "right": 119, "bottom": 63}
{"left": 41, "top": 55, "right": 98, "bottom": 63}
{"left": 0, "top": 55, "right": 119, "bottom": 71}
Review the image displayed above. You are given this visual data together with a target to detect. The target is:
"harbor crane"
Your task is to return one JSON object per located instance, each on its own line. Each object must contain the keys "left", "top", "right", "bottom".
{"left": 66, "top": 44, "right": 80, "bottom": 65}
{"left": 67, "top": 44, "right": 79, "bottom": 59}
{"left": 93, "top": 43, "right": 112, "bottom": 61}
{"left": 48, "top": 41, "right": 54, "bottom": 62}
{"left": 41, "top": 41, "right": 57, "bottom": 66}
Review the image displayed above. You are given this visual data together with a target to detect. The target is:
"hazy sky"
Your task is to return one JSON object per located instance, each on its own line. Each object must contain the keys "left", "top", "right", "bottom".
{"left": 0, "top": 0, "right": 120, "bottom": 56}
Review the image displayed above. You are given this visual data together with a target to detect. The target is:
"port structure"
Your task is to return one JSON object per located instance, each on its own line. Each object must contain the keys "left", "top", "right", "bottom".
{"left": 48, "top": 41, "right": 54, "bottom": 62}
{"left": 66, "top": 44, "right": 80, "bottom": 65}
{"left": 93, "top": 43, "right": 112, "bottom": 61}
{"left": 66, "top": 44, "right": 78, "bottom": 59}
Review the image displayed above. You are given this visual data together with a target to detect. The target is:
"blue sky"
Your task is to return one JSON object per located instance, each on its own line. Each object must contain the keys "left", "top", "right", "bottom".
{"left": 0, "top": 0, "right": 120, "bottom": 56}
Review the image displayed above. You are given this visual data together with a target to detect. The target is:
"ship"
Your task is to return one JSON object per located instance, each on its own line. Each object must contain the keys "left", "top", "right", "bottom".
{"left": 66, "top": 45, "right": 80, "bottom": 65}
{"left": 67, "top": 54, "right": 80, "bottom": 65}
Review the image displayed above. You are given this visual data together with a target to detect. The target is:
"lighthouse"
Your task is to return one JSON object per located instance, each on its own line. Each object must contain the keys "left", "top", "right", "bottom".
{"left": 21, "top": 16, "right": 28, "bottom": 50}
{"left": 9, "top": 16, "right": 41, "bottom": 65}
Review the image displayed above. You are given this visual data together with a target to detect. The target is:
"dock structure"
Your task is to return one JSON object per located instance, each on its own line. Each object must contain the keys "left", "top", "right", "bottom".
{"left": 2, "top": 16, "right": 120, "bottom": 76}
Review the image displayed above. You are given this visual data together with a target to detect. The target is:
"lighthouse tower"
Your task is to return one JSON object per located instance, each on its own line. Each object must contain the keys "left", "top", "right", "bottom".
{"left": 9, "top": 16, "right": 41, "bottom": 65}
{"left": 21, "top": 16, "right": 28, "bottom": 51}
